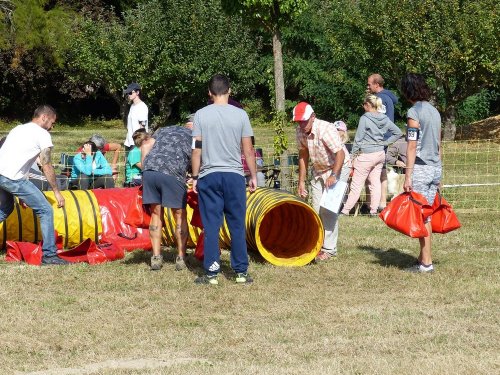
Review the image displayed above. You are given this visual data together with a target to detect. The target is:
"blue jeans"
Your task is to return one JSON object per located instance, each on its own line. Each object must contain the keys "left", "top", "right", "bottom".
{"left": 198, "top": 172, "right": 248, "bottom": 276}
{"left": 0, "top": 175, "right": 57, "bottom": 256}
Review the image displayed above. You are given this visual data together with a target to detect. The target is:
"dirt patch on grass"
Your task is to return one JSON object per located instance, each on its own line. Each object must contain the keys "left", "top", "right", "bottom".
{"left": 18, "top": 357, "right": 211, "bottom": 375}
{"left": 455, "top": 114, "right": 500, "bottom": 141}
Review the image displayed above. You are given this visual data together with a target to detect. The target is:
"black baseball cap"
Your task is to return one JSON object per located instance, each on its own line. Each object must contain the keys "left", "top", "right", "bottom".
{"left": 123, "top": 82, "right": 141, "bottom": 95}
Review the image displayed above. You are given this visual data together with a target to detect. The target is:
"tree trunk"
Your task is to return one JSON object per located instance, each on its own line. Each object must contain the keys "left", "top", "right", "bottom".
{"left": 110, "top": 92, "right": 128, "bottom": 128}
{"left": 442, "top": 106, "right": 457, "bottom": 141}
{"left": 272, "top": 27, "right": 285, "bottom": 113}
{"left": 151, "top": 93, "right": 176, "bottom": 131}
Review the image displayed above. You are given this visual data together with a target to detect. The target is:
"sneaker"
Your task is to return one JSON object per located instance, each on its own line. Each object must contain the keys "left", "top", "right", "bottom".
{"left": 175, "top": 256, "right": 187, "bottom": 271}
{"left": 41, "top": 255, "right": 70, "bottom": 265}
{"left": 235, "top": 273, "right": 253, "bottom": 284}
{"left": 405, "top": 263, "right": 434, "bottom": 273}
{"left": 315, "top": 250, "right": 336, "bottom": 262}
{"left": 150, "top": 255, "right": 163, "bottom": 271}
{"left": 194, "top": 274, "right": 219, "bottom": 285}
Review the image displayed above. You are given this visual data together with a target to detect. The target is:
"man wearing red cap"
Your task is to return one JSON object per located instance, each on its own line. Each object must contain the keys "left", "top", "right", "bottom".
{"left": 293, "top": 102, "right": 349, "bottom": 262}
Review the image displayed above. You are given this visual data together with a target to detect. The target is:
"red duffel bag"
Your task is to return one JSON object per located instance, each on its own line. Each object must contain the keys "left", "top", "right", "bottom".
{"left": 430, "top": 193, "right": 461, "bottom": 234}
{"left": 379, "top": 191, "right": 431, "bottom": 238}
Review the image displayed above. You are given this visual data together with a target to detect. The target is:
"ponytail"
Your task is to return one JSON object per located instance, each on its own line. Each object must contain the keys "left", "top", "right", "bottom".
{"left": 364, "top": 94, "right": 384, "bottom": 112}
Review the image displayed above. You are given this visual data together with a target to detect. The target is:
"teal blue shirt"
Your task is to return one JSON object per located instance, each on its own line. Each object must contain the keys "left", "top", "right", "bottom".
{"left": 126, "top": 147, "right": 142, "bottom": 182}
{"left": 71, "top": 151, "right": 112, "bottom": 179}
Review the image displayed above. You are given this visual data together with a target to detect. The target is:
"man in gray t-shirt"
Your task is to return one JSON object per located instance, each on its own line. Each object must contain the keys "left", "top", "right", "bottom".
{"left": 191, "top": 74, "right": 257, "bottom": 285}
{"left": 193, "top": 103, "right": 253, "bottom": 177}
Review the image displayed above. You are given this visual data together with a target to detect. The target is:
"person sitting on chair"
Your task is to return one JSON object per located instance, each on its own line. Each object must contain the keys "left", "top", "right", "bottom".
{"left": 124, "top": 144, "right": 142, "bottom": 187}
{"left": 77, "top": 134, "right": 122, "bottom": 180}
{"left": 70, "top": 141, "right": 114, "bottom": 189}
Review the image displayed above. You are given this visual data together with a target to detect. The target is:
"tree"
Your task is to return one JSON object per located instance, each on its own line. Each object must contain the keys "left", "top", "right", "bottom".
{"left": 281, "top": 1, "right": 366, "bottom": 123}
{"left": 67, "top": 0, "right": 260, "bottom": 126}
{"left": 0, "top": 0, "right": 75, "bottom": 116}
{"left": 322, "top": 0, "right": 500, "bottom": 140}
{"left": 221, "top": 0, "right": 308, "bottom": 113}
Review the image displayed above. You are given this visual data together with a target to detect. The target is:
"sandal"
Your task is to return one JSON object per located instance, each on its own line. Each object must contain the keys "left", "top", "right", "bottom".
{"left": 315, "top": 250, "right": 334, "bottom": 262}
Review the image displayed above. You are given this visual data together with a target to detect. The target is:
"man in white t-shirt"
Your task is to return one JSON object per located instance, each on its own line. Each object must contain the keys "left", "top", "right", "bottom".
{"left": 0, "top": 105, "right": 68, "bottom": 265}
{"left": 123, "top": 82, "right": 148, "bottom": 154}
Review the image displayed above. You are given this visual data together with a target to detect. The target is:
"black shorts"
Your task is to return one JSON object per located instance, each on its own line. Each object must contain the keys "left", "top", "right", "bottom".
{"left": 142, "top": 170, "right": 187, "bottom": 209}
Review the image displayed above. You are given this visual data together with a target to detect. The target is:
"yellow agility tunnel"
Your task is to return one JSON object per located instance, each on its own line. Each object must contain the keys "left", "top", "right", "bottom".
{"left": 0, "top": 187, "right": 323, "bottom": 266}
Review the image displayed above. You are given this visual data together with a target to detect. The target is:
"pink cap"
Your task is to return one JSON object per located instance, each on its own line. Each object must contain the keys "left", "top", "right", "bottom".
{"left": 292, "top": 102, "right": 314, "bottom": 122}
{"left": 333, "top": 121, "right": 347, "bottom": 132}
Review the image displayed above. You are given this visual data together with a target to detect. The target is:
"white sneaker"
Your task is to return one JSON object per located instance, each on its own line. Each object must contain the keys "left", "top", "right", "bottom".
{"left": 406, "top": 263, "right": 434, "bottom": 273}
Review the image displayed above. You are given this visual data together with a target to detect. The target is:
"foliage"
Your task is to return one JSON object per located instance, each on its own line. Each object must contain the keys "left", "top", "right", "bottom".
{"left": 281, "top": 1, "right": 366, "bottom": 122}
{"left": 0, "top": 0, "right": 76, "bottom": 116}
{"left": 241, "top": 98, "right": 272, "bottom": 127}
{"left": 457, "top": 90, "right": 498, "bottom": 127}
{"left": 0, "top": 0, "right": 74, "bottom": 65}
{"left": 67, "top": 0, "right": 260, "bottom": 124}
{"left": 221, "top": 0, "right": 309, "bottom": 112}
{"left": 271, "top": 110, "right": 288, "bottom": 155}
{"left": 221, "top": 0, "right": 308, "bottom": 31}
{"left": 320, "top": 0, "right": 500, "bottom": 138}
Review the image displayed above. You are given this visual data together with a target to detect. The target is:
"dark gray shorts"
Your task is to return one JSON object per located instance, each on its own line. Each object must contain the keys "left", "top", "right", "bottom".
{"left": 142, "top": 170, "right": 186, "bottom": 208}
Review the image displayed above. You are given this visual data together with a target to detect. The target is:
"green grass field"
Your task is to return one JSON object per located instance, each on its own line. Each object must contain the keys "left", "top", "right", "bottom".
{"left": 0, "top": 122, "right": 499, "bottom": 374}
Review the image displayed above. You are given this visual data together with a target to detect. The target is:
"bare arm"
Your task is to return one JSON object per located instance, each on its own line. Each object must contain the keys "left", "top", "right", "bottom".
{"left": 191, "top": 136, "right": 202, "bottom": 193}
{"left": 242, "top": 137, "right": 257, "bottom": 192}
{"left": 40, "top": 147, "right": 65, "bottom": 208}
{"left": 140, "top": 138, "right": 155, "bottom": 167}
{"left": 325, "top": 148, "right": 345, "bottom": 188}
{"left": 107, "top": 142, "right": 122, "bottom": 169}
{"left": 298, "top": 146, "right": 309, "bottom": 198}
{"left": 404, "top": 118, "right": 419, "bottom": 192}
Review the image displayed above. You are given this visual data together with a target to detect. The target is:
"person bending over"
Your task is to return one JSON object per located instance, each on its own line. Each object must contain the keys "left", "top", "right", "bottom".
{"left": 0, "top": 105, "right": 68, "bottom": 265}
{"left": 134, "top": 127, "right": 192, "bottom": 271}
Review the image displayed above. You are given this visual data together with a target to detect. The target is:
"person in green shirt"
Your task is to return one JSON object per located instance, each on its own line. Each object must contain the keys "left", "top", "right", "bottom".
{"left": 124, "top": 146, "right": 142, "bottom": 187}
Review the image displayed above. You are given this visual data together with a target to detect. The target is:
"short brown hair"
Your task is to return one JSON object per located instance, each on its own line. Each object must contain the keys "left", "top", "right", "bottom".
{"left": 369, "top": 73, "right": 384, "bottom": 86}
{"left": 33, "top": 105, "right": 57, "bottom": 119}
{"left": 132, "top": 128, "right": 149, "bottom": 147}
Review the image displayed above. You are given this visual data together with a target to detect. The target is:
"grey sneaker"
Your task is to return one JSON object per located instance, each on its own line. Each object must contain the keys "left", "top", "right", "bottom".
{"left": 405, "top": 264, "right": 434, "bottom": 273}
{"left": 194, "top": 274, "right": 219, "bottom": 285}
{"left": 175, "top": 256, "right": 187, "bottom": 271}
{"left": 150, "top": 255, "right": 163, "bottom": 271}
{"left": 41, "top": 255, "right": 70, "bottom": 265}
{"left": 235, "top": 273, "right": 253, "bottom": 284}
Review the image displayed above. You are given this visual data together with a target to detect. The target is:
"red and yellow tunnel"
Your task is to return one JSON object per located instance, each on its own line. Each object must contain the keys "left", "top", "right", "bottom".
{"left": 0, "top": 187, "right": 323, "bottom": 266}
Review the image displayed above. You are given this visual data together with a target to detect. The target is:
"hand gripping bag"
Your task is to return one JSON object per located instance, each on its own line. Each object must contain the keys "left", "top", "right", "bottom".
{"left": 379, "top": 191, "right": 430, "bottom": 238}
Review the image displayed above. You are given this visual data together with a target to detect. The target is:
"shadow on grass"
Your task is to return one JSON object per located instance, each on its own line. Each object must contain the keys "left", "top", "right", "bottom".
{"left": 248, "top": 249, "right": 266, "bottom": 264}
{"left": 358, "top": 245, "right": 417, "bottom": 269}
{"left": 121, "top": 249, "right": 238, "bottom": 278}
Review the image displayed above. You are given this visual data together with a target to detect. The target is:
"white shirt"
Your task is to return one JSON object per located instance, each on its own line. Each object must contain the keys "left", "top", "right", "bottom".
{"left": 0, "top": 122, "right": 53, "bottom": 180}
{"left": 124, "top": 101, "right": 148, "bottom": 147}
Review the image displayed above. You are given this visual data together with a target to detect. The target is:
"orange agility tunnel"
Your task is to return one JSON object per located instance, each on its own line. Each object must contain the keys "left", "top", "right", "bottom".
{"left": 0, "top": 187, "right": 323, "bottom": 266}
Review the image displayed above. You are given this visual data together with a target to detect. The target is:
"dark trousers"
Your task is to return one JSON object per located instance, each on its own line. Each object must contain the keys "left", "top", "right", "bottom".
{"left": 71, "top": 175, "right": 114, "bottom": 190}
{"left": 197, "top": 172, "right": 248, "bottom": 276}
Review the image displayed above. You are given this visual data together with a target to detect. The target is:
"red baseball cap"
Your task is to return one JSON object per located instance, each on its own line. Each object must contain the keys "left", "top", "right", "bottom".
{"left": 292, "top": 102, "right": 314, "bottom": 122}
